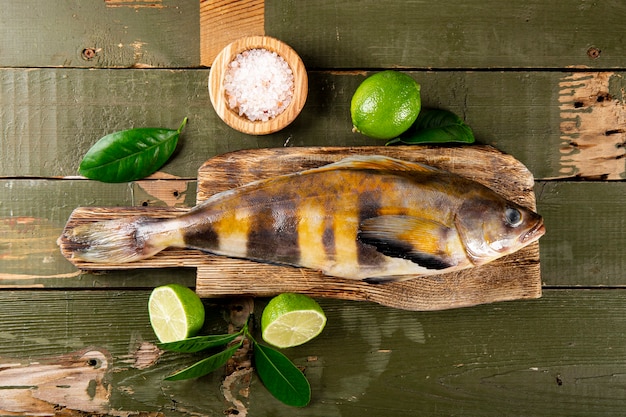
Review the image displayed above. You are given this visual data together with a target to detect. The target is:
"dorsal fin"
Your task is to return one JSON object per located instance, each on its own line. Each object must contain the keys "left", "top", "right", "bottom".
{"left": 312, "top": 155, "right": 440, "bottom": 174}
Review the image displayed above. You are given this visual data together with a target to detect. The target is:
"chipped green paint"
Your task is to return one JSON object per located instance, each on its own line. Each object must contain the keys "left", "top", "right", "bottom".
{"left": 2, "top": 0, "right": 626, "bottom": 415}
{"left": 559, "top": 72, "right": 626, "bottom": 180}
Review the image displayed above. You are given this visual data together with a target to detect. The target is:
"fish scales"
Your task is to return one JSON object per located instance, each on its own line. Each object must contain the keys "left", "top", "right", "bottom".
{"left": 182, "top": 169, "right": 440, "bottom": 275}
{"left": 181, "top": 170, "right": 398, "bottom": 269}
{"left": 61, "top": 156, "right": 545, "bottom": 282}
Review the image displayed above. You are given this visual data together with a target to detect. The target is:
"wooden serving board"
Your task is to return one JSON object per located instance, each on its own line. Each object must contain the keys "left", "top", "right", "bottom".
{"left": 59, "top": 145, "right": 542, "bottom": 311}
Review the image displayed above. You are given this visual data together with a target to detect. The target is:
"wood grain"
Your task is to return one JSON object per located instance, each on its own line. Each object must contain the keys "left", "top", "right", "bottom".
{"left": 4, "top": 178, "right": 626, "bottom": 289}
{"left": 4, "top": 69, "right": 625, "bottom": 181}
{"left": 2, "top": 0, "right": 625, "bottom": 415}
{"left": 2, "top": 1, "right": 626, "bottom": 69}
{"left": 58, "top": 145, "right": 542, "bottom": 311}
{"left": 0, "top": 1, "right": 199, "bottom": 68}
{"left": 195, "top": 145, "right": 537, "bottom": 203}
{"left": 0, "top": 349, "right": 110, "bottom": 415}
{"left": 200, "top": 0, "right": 265, "bottom": 67}
{"left": 537, "top": 181, "right": 626, "bottom": 287}
{"left": 1, "top": 289, "right": 625, "bottom": 416}
{"left": 266, "top": 0, "right": 626, "bottom": 69}
{"left": 558, "top": 72, "right": 626, "bottom": 180}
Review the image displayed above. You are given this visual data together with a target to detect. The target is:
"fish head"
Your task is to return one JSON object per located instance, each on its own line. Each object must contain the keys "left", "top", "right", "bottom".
{"left": 455, "top": 195, "right": 545, "bottom": 265}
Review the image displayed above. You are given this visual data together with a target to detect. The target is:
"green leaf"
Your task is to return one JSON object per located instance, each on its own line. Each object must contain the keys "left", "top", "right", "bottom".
{"left": 391, "top": 108, "right": 475, "bottom": 145}
{"left": 254, "top": 343, "right": 311, "bottom": 407}
{"left": 78, "top": 117, "right": 187, "bottom": 183}
{"left": 158, "top": 333, "right": 241, "bottom": 353}
{"left": 164, "top": 343, "right": 240, "bottom": 381}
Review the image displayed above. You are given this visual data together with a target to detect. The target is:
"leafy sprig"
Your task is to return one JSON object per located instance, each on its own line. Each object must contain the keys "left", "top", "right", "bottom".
{"left": 158, "top": 323, "right": 311, "bottom": 407}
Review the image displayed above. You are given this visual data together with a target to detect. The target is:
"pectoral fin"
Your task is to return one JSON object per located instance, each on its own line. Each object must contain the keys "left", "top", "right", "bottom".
{"left": 358, "top": 215, "right": 459, "bottom": 270}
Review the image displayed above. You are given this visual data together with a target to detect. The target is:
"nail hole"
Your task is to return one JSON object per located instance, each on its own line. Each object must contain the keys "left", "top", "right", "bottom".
{"left": 574, "top": 101, "right": 584, "bottom": 108}
{"left": 142, "top": 201, "right": 149, "bottom": 207}
{"left": 81, "top": 48, "right": 98, "bottom": 60}
{"left": 587, "top": 47, "right": 601, "bottom": 59}
{"left": 173, "top": 191, "right": 179, "bottom": 197}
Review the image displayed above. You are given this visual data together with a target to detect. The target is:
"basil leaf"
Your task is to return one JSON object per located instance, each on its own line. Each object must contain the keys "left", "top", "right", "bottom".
{"left": 158, "top": 333, "right": 241, "bottom": 353}
{"left": 254, "top": 343, "right": 311, "bottom": 407}
{"left": 391, "top": 108, "right": 475, "bottom": 144}
{"left": 164, "top": 343, "right": 240, "bottom": 381}
{"left": 78, "top": 117, "right": 187, "bottom": 183}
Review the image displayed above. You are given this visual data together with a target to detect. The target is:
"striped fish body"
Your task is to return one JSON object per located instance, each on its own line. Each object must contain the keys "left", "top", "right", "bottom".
{"left": 64, "top": 156, "right": 545, "bottom": 282}
{"left": 177, "top": 161, "right": 467, "bottom": 280}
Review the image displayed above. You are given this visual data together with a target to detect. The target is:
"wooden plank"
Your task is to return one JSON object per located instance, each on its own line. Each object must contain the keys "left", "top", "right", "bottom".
{"left": 199, "top": 0, "right": 265, "bottom": 67}
{"left": 0, "top": 163, "right": 619, "bottom": 293}
{"left": 0, "top": 289, "right": 221, "bottom": 416}
{"left": 536, "top": 181, "right": 626, "bottom": 287}
{"left": 3, "top": 68, "right": 624, "bottom": 180}
{"left": 0, "top": 179, "right": 197, "bottom": 288}
{"left": 266, "top": 0, "right": 626, "bottom": 69}
{"left": 0, "top": 0, "right": 199, "bottom": 68}
{"left": 0, "top": 289, "right": 624, "bottom": 416}
{"left": 2, "top": 1, "right": 626, "bottom": 70}
{"left": 558, "top": 72, "right": 626, "bottom": 180}
{"left": 57, "top": 145, "right": 542, "bottom": 311}
{"left": 297, "top": 289, "right": 626, "bottom": 417}
{"left": 4, "top": 178, "right": 624, "bottom": 290}
{"left": 0, "top": 180, "right": 132, "bottom": 283}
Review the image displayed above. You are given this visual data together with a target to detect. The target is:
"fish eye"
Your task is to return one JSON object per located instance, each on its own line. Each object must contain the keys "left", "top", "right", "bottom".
{"left": 505, "top": 207, "right": 523, "bottom": 227}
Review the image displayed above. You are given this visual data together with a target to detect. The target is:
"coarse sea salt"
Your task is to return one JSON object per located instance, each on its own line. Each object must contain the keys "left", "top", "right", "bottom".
{"left": 224, "top": 48, "right": 295, "bottom": 122}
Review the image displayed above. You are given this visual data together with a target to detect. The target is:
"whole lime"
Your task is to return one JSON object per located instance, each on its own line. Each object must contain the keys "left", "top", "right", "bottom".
{"left": 350, "top": 70, "right": 421, "bottom": 140}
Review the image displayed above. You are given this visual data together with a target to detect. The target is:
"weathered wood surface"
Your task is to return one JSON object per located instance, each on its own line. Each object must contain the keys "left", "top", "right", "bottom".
{"left": 0, "top": 290, "right": 624, "bottom": 416}
{"left": 1, "top": 0, "right": 625, "bottom": 69}
{"left": 0, "top": 0, "right": 201, "bottom": 68}
{"left": 58, "top": 145, "right": 541, "bottom": 311}
{"left": 3, "top": 178, "right": 626, "bottom": 289}
{"left": 2, "top": 69, "right": 625, "bottom": 180}
{"left": 2, "top": 0, "right": 626, "bottom": 415}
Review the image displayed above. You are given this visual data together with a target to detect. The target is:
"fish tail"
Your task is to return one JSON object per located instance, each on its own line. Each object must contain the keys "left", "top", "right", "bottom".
{"left": 62, "top": 216, "right": 185, "bottom": 263}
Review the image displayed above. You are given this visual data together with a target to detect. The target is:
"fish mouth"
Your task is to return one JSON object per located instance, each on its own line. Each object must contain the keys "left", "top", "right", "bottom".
{"left": 520, "top": 218, "right": 546, "bottom": 244}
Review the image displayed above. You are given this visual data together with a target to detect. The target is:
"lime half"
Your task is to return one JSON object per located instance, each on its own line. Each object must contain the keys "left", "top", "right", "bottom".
{"left": 261, "top": 293, "right": 327, "bottom": 348}
{"left": 148, "top": 284, "right": 205, "bottom": 343}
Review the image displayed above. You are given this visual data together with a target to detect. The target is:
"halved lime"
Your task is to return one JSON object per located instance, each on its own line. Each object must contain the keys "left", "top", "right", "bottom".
{"left": 148, "top": 284, "right": 205, "bottom": 343}
{"left": 261, "top": 293, "right": 327, "bottom": 348}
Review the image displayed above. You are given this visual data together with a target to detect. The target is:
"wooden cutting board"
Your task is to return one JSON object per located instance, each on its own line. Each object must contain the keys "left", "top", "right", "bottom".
{"left": 59, "top": 145, "right": 542, "bottom": 311}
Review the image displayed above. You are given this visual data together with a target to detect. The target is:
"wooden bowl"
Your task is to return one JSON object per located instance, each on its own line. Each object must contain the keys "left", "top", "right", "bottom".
{"left": 208, "top": 36, "right": 308, "bottom": 135}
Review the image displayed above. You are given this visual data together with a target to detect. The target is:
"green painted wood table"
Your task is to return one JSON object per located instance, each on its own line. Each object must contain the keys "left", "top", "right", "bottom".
{"left": 2, "top": 1, "right": 626, "bottom": 416}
